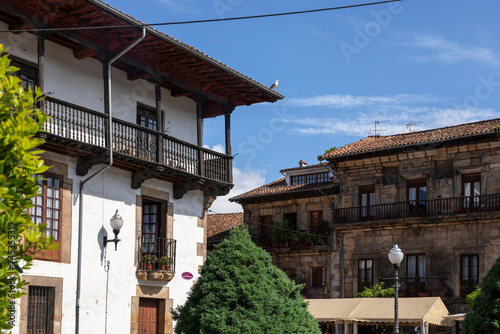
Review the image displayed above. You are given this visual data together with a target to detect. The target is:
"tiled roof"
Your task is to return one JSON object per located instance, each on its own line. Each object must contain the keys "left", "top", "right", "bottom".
{"left": 323, "top": 118, "right": 500, "bottom": 160}
{"left": 207, "top": 213, "right": 243, "bottom": 244}
{"left": 229, "top": 177, "right": 335, "bottom": 202}
{"left": 280, "top": 162, "right": 329, "bottom": 173}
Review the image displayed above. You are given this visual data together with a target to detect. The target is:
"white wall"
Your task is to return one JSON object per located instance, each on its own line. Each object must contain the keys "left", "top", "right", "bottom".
{"left": 0, "top": 24, "right": 208, "bottom": 334}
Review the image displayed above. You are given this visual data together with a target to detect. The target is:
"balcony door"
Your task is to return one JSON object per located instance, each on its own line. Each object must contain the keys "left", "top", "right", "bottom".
{"left": 407, "top": 180, "right": 427, "bottom": 215}
{"left": 359, "top": 185, "right": 375, "bottom": 220}
{"left": 136, "top": 105, "right": 158, "bottom": 161}
{"left": 406, "top": 254, "right": 426, "bottom": 296}
{"left": 141, "top": 200, "right": 167, "bottom": 269}
{"left": 462, "top": 173, "right": 481, "bottom": 211}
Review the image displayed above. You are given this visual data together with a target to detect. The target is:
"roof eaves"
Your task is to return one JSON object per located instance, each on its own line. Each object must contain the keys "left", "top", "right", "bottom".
{"left": 88, "top": 0, "right": 284, "bottom": 101}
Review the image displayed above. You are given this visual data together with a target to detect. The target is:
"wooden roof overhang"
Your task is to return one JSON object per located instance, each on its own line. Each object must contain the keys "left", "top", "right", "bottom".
{"left": 0, "top": 0, "right": 283, "bottom": 117}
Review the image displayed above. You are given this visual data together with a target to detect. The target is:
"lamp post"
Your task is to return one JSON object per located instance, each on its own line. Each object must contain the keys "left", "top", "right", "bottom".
{"left": 103, "top": 210, "right": 124, "bottom": 251}
{"left": 388, "top": 243, "right": 404, "bottom": 334}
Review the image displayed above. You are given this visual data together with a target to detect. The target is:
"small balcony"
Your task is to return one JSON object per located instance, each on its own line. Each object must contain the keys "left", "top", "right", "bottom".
{"left": 252, "top": 229, "right": 331, "bottom": 251}
{"left": 378, "top": 276, "right": 449, "bottom": 297}
{"left": 40, "top": 97, "right": 232, "bottom": 186}
{"left": 334, "top": 193, "right": 500, "bottom": 224}
{"left": 136, "top": 237, "right": 176, "bottom": 282}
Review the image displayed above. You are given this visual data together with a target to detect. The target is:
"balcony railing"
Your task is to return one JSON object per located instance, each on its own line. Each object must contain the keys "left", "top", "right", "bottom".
{"left": 378, "top": 276, "right": 447, "bottom": 297}
{"left": 41, "top": 97, "right": 232, "bottom": 183}
{"left": 334, "top": 193, "right": 500, "bottom": 224}
{"left": 252, "top": 229, "right": 331, "bottom": 250}
{"left": 137, "top": 237, "right": 176, "bottom": 272}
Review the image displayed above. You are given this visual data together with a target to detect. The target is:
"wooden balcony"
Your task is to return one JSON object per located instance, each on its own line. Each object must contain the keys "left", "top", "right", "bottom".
{"left": 136, "top": 237, "right": 176, "bottom": 282}
{"left": 40, "top": 97, "right": 232, "bottom": 196}
{"left": 378, "top": 276, "right": 449, "bottom": 298}
{"left": 334, "top": 193, "right": 500, "bottom": 225}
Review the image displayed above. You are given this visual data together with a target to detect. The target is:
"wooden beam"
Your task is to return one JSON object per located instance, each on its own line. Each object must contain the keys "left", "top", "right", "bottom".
{"left": 73, "top": 47, "right": 96, "bottom": 60}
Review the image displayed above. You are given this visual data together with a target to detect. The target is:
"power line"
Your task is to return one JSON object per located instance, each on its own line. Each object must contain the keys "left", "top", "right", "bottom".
{"left": 0, "top": 0, "right": 402, "bottom": 34}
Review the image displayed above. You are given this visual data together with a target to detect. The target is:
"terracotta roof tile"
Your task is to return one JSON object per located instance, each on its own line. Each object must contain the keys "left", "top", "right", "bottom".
{"left": 324, "top": 118, "right": 500, "bottom": 160}
{"left": 280, "top": 162, "right": 329, "bottom": 173}
{"left": 207, "top": 213, "right": 243, "bottom": 244}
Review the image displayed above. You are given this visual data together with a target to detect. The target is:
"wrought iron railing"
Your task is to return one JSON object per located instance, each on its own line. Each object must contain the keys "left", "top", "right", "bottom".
{"left": 41, "top": 97, "right": 233, "bottom": 183}
{"left": 252, "top": 229, "right": 331, "bottom": 250}
{"left": 334, "top": 193, "right": 500, "bottom": 224}
{"left": 137, "top": 237, "right": 176, "bottom": 272}
{"left": 378, "top": 276, "right": 447, "bottom": 297}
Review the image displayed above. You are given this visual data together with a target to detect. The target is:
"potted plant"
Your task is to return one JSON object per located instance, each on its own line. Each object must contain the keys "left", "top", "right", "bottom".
{"left": 158, "top": 256, "right": 172, "bottom": 270}
{"left": 142, "top": 254, "right": 157, "bottom": 270}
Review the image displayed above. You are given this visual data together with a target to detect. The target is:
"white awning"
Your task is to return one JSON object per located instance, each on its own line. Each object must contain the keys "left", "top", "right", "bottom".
{"left": 307, "top": 297, "right": 450, "bottom": 326}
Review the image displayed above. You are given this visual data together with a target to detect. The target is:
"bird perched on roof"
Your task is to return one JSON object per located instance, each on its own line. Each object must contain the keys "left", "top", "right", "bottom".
{"left": 269, "top": 80, "right": 279, "bottom": 90}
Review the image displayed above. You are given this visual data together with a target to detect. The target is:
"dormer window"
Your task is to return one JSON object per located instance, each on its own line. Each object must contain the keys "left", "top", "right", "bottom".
{"left": 291, "top": 172, "right": 329, "bottom": 186}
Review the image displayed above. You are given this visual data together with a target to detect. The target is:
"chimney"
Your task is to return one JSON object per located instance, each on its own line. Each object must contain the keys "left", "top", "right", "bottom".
{"left": 299, "top": 160, "right": 307, "bottom": 168}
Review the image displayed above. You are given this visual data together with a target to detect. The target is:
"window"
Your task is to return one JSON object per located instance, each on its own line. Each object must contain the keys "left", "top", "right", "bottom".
{"left": 283, "top": 212, "right": 297, "bottom": 230}
{"left": 27, "top": 286, "right": 55, "bottom": 334}
{"left": 259, "top": 215, "right": 273, "bottom": 244}
{"left": 462, "top": 174, "right": 481, "bottom": 210}
{"left": 359, "top": 185, "right": 375, "bottom": 218}
{"left": 30, "top": 175, "right": 62, "bottom": 261}
{"left": 407, "top": 180, "right": 427, "bottom": 213}
{"left": 312, "top": 267, "right": 325, "bottom": 287}
{"left": 407, "top": 254, "right": 426, "bottom": 281}
{"left": 140, "top": 199, "right": 170, "bottom": 271}
{"left": 137, "top": 105, "right": 158, "bottom": 130}
{"left": 11, "top": 58, "right": 37, "bottom": 91}
{"left": 358, "top": 259, "right": 373, "bottom": 292}
{"left": 461, "top": 254, "right": 479, "bottom": 297}
{"left": 309, "top": 211, "right": 323, "bottom": 230}
{"left": 291, "top": 172, "right": 329, "bottom": 185}
{"left": 291, "top": 175, "right": 305, "bottom": 185}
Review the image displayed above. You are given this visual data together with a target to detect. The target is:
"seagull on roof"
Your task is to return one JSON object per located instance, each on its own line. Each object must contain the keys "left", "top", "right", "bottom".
{"left": 269, "top": 80, "right": 279, "bottom": 90}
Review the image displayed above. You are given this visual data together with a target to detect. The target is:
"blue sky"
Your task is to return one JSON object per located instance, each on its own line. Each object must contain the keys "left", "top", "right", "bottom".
{"left": 105, "top": 0, "right": 500, "bottom": 212}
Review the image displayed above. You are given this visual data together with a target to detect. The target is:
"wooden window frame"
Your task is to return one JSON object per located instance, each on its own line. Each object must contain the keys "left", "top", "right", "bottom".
{"left": 10, "top": 56, "right": 38, "bottom": 91}
{"left": 460, "top": 254, "right": 479, "bottom": 298}
{"left": 31, "top": 174, "right": 63, "bottom": 261}
{"left": 311, "top": 266, "right": 325, "bottom": 287}
{"left": 259, "top": 215, "right": 273, "bottom": 244}
{"left": 291, "top": 172, "right": 329, "bottom": 186}
{"left": 462, "top": 173, "right": 481, "bottom": 210}
{"left": 407, "top": 179, "right": 427, "bottom": 213}
{"left": 358, "top": 259, "right": 374, "bottom": 293}
{"left": 359, "top": 185, "right": 375, "bottom": 218}
{"left": 309, "top": 211, "right": 323, "bottom": 230}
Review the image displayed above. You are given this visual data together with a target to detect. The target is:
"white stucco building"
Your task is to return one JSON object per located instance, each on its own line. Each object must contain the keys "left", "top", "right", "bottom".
{"left": 0, "top": 1, "right": 282, "bottom": 333}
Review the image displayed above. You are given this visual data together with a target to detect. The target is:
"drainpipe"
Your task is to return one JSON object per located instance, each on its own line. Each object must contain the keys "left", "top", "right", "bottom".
{"left": 75, "top": 27, "right": 146, "bottom": 334}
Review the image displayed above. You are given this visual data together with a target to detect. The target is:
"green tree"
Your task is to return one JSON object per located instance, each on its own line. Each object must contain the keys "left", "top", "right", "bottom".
{"left": 317, "top": 147, "right": 336, "bottom": 161}
{"left": 356, "top": 282, "right": 394, "bottom": 298}
{"left": 172, "top": 227, "right": 321, "bottom": 334}
{"left": 462, "top": 255, "right": 500, "bottom": 333}
{"left": 0, "top": 46, "right": 53, "bottom": 331}
{"left": 466, "top": 286, "right": 481, "bottom": 310}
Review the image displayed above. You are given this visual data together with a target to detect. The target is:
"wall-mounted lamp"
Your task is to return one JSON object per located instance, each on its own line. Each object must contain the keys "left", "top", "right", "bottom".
{"left": 103, "top": 210, "right": 123, "bottom": 251}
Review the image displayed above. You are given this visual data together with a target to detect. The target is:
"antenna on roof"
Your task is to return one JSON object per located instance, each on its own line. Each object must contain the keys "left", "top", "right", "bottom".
{"left": 366, "top": 120, "right": 390, "bottom": 137}
{"left": 406, "top": 121, "right": 420, "bottom": 133}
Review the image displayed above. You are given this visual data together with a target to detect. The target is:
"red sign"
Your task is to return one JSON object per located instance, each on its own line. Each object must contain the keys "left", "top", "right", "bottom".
{"left": 182, "top": 272, "right": 193, "bottom": 280}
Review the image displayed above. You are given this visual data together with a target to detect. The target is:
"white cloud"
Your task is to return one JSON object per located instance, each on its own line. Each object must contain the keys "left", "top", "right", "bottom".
{"left": 282, "top": 106, "right": 497, "bottom": 137}
{"left": 287, "top": 94, "right": 440, "bottom": 108}
{"left": 208, "top": 167, "right": 266, "bottom": 213}
{"left": 397, "top": 32, "right": 500, "bottom": 66}
{"left": 203, "top": 143, "right": 225, "bottom": 154}
{"left": 153, "top": 0, "right": 199, "bottom": 14}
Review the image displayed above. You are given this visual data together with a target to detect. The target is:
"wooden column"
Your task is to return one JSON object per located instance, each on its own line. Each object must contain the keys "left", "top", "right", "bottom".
{"left": 193, "top": 93, "right": 206, "bottom": 177}
{"left": 223, "top": 103, "right": 235, "bottom": 184}
{"left": 36, "top": 32, "right": 46, "bottom": 94}
{"left": 223, "top": 103, "right": 235, "bottom": 156}
{"left": 155, "top": 81, "right": 163, "bottom": 164}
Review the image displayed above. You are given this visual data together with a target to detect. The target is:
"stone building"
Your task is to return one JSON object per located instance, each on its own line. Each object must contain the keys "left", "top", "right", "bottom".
{"left": 0, "top": 1, "right": 282, "bottom": 333}
{"left": 230, "top": 162, "right": 337, "bottom": 299}
{"left": 232, "top": 118, "right": 500, "bottom": 317}
{"left": 324, "top": 118, "right": 500, "bottom": 314}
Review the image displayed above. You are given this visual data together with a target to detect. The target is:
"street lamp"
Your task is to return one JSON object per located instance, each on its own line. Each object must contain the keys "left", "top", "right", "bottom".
{"left": 103, "top": 210, "right": 124, "bottom": 251}
{"left": 388, "top": 243, "right": 404, "bottom": 334}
